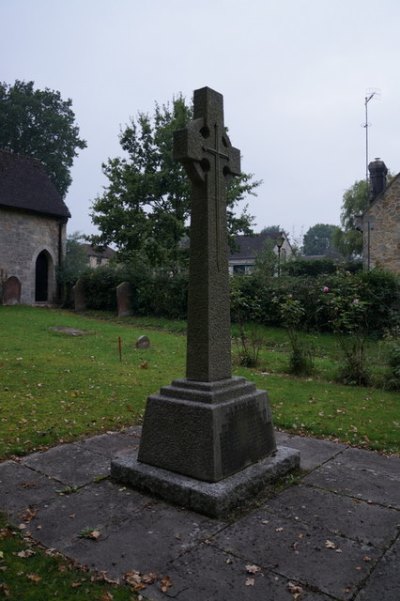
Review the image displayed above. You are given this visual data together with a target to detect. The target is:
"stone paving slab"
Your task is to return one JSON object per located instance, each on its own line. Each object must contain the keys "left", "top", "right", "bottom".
{"left": 145, "top": 542, "right": 333, "bottom": 601}
{"left": 60, "top": 501, "right": 223, "bottom": 578}
{"left": 262, "top": 483, "right": 400, "bottom": 548}
{"left": 75, "top": 429, "right": 141, "bottom": 458}
{"left": 26, "top": 479, "right": 153, "bottom": 548}
{"left": 211, "top": 511, "right": 381, "bottom": 600}
{"left": 338, "top": 446, "right": 400, "bottom": 479}
{"left": 304, "top": 451, "right": 400, "bottom": 509}
{"left": 355, "top": 536, "right": 400, "bottom": 601}
{"left": 275, "top": 431, "right": 347, "bottom": 471}
{"left": 1, "top": 431, "right": 400, "bottom": 601}
{"left": 0, "top": 460, "right": 59, "bottom": 520}
{"left": 21, "top": 442, "right": 111, "bottom": 487}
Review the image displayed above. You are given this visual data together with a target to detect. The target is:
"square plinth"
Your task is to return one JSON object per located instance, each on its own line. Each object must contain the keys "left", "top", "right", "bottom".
{"left": 111, "top": 445, "right": 300, "bottom": 518}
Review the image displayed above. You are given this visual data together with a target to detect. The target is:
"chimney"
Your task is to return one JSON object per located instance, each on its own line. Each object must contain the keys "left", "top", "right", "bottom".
{"left": 368, "top": 157, "right": 388, "bottom": 201}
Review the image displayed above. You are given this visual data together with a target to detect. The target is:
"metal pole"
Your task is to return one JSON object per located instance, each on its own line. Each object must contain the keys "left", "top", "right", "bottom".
{"left": 364, "top": 92, "right": 376, "bottom": 184}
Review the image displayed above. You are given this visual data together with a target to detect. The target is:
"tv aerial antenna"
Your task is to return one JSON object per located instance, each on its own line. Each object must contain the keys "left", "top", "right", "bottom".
{"left": 363, "top": 88, "right": 380, "bottom": 183}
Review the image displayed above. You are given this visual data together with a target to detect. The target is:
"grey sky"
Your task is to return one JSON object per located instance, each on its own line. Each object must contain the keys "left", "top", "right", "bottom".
{"left": 2, "top": 0, "right": 400, "bottom": 243}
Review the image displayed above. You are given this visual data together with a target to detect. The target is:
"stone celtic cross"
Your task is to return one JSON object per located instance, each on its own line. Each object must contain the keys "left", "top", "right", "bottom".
{"left": 112, "top": 87, "right": 296, "bottom": 502}
{"left": 174, "top": 87, "right": 241, "bottom": 382}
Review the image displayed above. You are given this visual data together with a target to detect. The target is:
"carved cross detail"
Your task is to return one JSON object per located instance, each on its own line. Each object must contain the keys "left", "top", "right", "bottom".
{"left": 173, "top": 88, "right": 240, "bottom": 185}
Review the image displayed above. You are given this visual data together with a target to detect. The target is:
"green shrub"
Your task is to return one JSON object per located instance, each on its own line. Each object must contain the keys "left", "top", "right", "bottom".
{"left": 136, "top": 270, "right": 188, "bottom": 319}
{"left": 282, "top": 257, "right": 337, "bottom": 277}
{"left": 278, "top": 295, "right": 314, "bottom": 376}
{"left": 79, "top": 266, "right": 122, "bottom": 310}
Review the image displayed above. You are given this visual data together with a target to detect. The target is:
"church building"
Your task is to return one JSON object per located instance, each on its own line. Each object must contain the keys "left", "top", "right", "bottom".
{"left": 0, "top": 150, "right": 70, "bottom": 305}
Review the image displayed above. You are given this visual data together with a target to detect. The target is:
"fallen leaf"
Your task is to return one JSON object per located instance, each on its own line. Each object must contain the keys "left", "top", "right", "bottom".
{"left": 17, "top": 549, "right": 35, "bottom": 558}
{"left": 26, "top": 573, "right": 42, "bottom": 583}
{"left": 275, "top": 527, "right": 284, "bottom": 532}
{"left": 124, "top": 570, "right": 142, "bottom": 586}
{"left": 0, "top": 551, "right": 4, "bottom": 559}
{"left": 81, "top": 529, "right": 101, "bottom": 540}
{"left": 94, "top": 571, "right": 119, "bottom": 585}
{"left": 124, "top": 570, "right": 146, "bottom": 591}
{"left": 139, "top": 361, "right": 148, "bottom": 369}
{"left": 71, "top": 582, "right": 82, "bottom": 588}
{"left": 245, "top": 577, "right": 255, "bottom": 586}
{"left": 160, "top": 575, "right": 172, "bottom": 593}
{"left": 288, "top": 581, "right": 304, "bottom": 599}
{"left": 0, "top": 583, "right": 10, "bottom": 597}
{"left": 142, "top": 572, "right": 157, "bottom": 585}
{"left": 245, "top": 564, "right": 261, "bottom": 574}
{"left": 0, "top": 528, "right": 12, "bottom": 540}
{"left": 325, "top": 539, "right": 337, "bottom": 549}
{"left": 100, "top": 592, "right": 114, "bottom": 601}
{"left": 363, "top": 555, "right": 372, "bottom": 562}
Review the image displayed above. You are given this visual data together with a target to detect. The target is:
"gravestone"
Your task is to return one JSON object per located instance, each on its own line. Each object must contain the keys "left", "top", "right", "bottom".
{"left": 116, "top": 281, "right": 133, "bottom": 317}
{"left": 111, "top": 87, "right": 299, "bottom": 515}
{"left": 2, "top": 276, "right": 21, "bottom": 305}
{"left": 72, "top": 278, "right": 86, "bottom": 312}
{"left": 136, "top": 335, "right": 150, "bottom": 349}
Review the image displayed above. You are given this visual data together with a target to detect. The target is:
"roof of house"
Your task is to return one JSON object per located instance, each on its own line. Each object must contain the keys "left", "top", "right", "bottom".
{"left": 0, "top": 149, "right": 71, "bottom": 219}
{"left": 81, "top": 243, "right": 116, "bottom": 259}
{"left": 229, "top": 232, "right": 283, "bottom": 260}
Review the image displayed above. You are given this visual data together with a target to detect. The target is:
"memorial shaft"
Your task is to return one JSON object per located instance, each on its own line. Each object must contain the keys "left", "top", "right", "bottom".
{"left": 174, "top": 87, "right": 241, "bottom": 382}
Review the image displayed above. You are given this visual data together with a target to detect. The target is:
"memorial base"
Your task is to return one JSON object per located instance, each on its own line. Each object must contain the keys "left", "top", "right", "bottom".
{"left": 111, "top": 376, "right": 300, "bottom": 516}
{"left": 111, "top": 445, "right": 300, "bottom": 517}
{"left": 137, "top": 376, "right": 277, "bottom": 483}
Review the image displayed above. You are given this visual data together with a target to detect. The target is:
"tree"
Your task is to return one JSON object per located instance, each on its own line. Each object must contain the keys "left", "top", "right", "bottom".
{"left": 253, "top": 237, "right": 278, "bottom": 278}
{"left": 90, "top": 95, "right": 259, "bottom": 269}
{"left": 56, "top": 232, "right": 89, "bottom": 305}
{"left": 260, "top": 225, "right": 282, "bottom": 236}
{"left": 302, "top": 223, "right": 340, "bottom": 256}
{"left": 332, "top": 180, "right": 368, "bottom": 258}
{"left": 0, "top": 80, "right": 86, "bottom": 197}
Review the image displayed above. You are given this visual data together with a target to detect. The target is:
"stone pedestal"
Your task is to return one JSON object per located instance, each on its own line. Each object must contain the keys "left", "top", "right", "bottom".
{"left": 111, "top": 376, "right": 300, "bottom": 515}
{"left": 137, "top": 377, "right": 276, "bottom": 482}
{"left": 111, "top": 445, "right": 299, "bottom": 518}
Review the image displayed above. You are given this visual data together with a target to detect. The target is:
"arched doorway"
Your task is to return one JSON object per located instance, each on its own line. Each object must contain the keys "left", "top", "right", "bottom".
{"left": 35, "top": 251, "right": 49, "bottom": 302}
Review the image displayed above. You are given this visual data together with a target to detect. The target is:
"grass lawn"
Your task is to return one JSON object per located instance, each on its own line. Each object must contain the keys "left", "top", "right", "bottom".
{"left": 0, "top": 305, "right": 399, "bottom": 459}
{"left": 0, "top": 305, "right": 399, "bottom": 599}
{"left": 0, "top": 514, "right": 141, "bottom": 600}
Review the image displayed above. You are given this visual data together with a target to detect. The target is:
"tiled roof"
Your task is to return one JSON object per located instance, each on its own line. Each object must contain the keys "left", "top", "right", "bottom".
{"left": 81, "top": 243, "right": 116, "bottom": 259}
{"left": 0, "top": 149, "right": 70, "bottom": 219}
{"left": 230, "top": 232, "right": 281, "bottom": 260}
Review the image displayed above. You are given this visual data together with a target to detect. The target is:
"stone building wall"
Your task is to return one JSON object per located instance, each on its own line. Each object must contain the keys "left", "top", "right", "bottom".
{"left": 0, "top": 208, "right": 66, "bottom": 304}
{"left": 363, "top": 176, "right": 400, "bottom": 274}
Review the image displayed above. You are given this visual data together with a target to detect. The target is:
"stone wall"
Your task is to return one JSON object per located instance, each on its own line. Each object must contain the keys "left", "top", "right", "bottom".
{"left": 0, "top": 208, "right": 66, "bottom": 304}
{"left": 363, "top": 177, "right": 400, "bottom": 274}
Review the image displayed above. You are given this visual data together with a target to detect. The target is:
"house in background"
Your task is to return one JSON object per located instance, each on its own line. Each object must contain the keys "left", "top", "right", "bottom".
{"left": 229, "top": 231, "right": 293, "bottom": 275}
{"left": 361, "top": 158, "right": 400, "bottom": 273}
{"left": 80, "top": 243, "right": 116, "bottom": 268}
{"left": 0, "top": 150, "right": 70, "bottom": 305}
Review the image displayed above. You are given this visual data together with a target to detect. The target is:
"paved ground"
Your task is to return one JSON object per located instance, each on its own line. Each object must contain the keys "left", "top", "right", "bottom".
{"left": 1, "top": 427, "right": 399, "bottom": 600}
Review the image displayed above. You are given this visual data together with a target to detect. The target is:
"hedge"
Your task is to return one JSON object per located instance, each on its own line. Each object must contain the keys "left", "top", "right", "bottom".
{"left": 74, "top": 266, "right": 400, "bottom": 336}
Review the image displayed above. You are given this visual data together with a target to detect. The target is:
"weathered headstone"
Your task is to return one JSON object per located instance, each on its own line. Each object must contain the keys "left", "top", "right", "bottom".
{"left": 72, "top": 278, "right": 86, "bottom": 312}
{"left": 116, "top": 281, "right": 133, "bottom": 317}
{"left": 136, "top": 335, "right": 150, "bottom": 349}
{"left": 111, "top": 87, "right": 299, "bottom": 515}
{"left": 2, "top": 276, "right": 21, "bottom": 305}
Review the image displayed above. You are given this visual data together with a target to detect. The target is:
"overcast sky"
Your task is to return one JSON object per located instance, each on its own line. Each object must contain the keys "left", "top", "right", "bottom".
{"left": 2, "top": 0, "right": 400, "bottom": 243}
